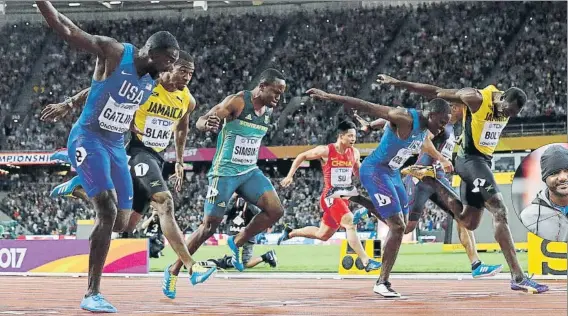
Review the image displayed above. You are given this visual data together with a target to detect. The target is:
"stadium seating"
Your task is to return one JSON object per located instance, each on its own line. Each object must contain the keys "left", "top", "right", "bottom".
{"left": 0, "top": 2, "right": 565, "bottom": 235}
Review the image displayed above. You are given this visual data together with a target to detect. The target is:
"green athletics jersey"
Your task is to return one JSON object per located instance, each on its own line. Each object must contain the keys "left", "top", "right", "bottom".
{"left": 208, "top": 90, "right": 272, "bottom": 177}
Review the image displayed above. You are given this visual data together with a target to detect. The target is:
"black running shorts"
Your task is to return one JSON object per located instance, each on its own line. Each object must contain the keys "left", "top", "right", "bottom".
{"left": 454, "top": 154, "right": 500, "bottom": 209}
{"left": 128, "top": 146, "right": 169, "bottom": 214}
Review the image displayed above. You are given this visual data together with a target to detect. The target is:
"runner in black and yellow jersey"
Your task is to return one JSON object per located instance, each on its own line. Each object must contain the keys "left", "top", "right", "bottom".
{"left": 43, "top": 51, "right": 217, "bottom": 288}
{"left": 376, "top": 74, "right": 548, "bottom": 294}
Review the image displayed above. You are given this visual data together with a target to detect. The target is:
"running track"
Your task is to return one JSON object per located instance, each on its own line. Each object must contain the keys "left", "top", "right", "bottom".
{"left": 0, "top": 274, "right": 566, "bottom": 315}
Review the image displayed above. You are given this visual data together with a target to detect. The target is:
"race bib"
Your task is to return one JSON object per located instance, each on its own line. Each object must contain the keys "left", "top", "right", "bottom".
{"left": 388, "top": 139, "right": 424, "bottom": 170}
{"left": 440, "top": 138, "right": 456, "bottom": 159}
{"left": 98, "top": 95, "right": 138, "bottom": 133}
{"left": 479, "top": 122, "right": 506, "bottom": 148}
{"left": 388, "top": 148, "right": 413, "bottom": 170}
{"left": 231, "top": 135, "right": 262, "bottom": 165}
{"left": 331, "top": 167, "right": 352, "bottom": 187}
{"left": 141, "top": 116, "right": 175, "bottom": 150}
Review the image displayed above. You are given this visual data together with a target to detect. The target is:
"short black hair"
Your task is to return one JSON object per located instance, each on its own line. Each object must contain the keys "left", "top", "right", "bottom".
{"left": 145, "top": 31, "right": 180, "bottom": 51}
{"left": 338, "top": 120, "right": 356, "bottom": 133}
{"left": 259, "top": 68, "right": 285, "bottom": 85}
{"left": 176, "top": 50, "right": 194, "bottom": 64}
{"left": 503, "top": 87, "right": 527, "bottom": 109}
{"left": 427, "top": 98, "right": 451, "bottom": 115}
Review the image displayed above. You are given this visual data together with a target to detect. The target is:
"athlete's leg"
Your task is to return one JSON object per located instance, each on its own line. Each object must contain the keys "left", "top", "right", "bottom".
{"left": 485, "top": 193, "right": 524, "bottom": 281}
{"left": 349, "top": 195, "right": 386, "bottom": 224}
{"left": 169, "top": 175, "right": 235, "bottom": 276}
{"left": 288, "top": 221, "right": 337, "bottom": 241}
{"left": 416, "top": 176, "right": 482, "bottom": 229}
{"left": 69, "top": 136, "right": 118, "bottom": 299}
{"left": 453, "top": 155, "right": 524, "bottom": 280}
{"left": 404, "top": 178, "right": 435, "bottom": 234}
{"left": 109, "top": 145, "right": 134, "bottom": 233}
{"left": 233, "top": 169, "right": 284, "bottom": 247}
{"left": 153, "top": 191, "right": 197, "bottom": 268}
{"left": 340, "top": 212, "right": 372, "bottom": 264}
{"left": 360, "top": 162, "right": 405, "bottom": 294}
{"left": 288, "top": 196, "right": 341, "bottom": 241}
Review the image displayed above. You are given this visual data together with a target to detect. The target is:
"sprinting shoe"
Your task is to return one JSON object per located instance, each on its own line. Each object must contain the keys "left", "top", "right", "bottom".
{"left": 228, "top": 236, "right": 244, "bottom": 272}
{"left": 511, "top": 275, "right": 549, "bottom": 293}
{"left": 401, "top": 165, "right": 436, "bottom": 180}
{"left": 277, "top": 225, "right": 293, "bottom": 245}
{"left": 189, "top": 263, "right": 217, "bottom": 286}
{"left": 80, "top": 293, "right": 117, "bottom": 313}
{"left": 50, "top": 149, "right": 70, "bottom": 163}
{"left": 162, "top": 265, "right": 178, "bottom": 299}
{"left": 353, "top": 208, "right": 369, "bottom": 225}
{"left": 263, "top": 250, "right": 278, "bottom": 268}
{"left": 50, "top": 176, "right": 81, "bottom": 199}
{"left": 365, "top": 259, "right": 382, "bottom": 272}
{"left": 373, "top": 281, "right": 401, "bottom": 298}
{"left": 472, "top": 263, "right": 503, "bottom": 278}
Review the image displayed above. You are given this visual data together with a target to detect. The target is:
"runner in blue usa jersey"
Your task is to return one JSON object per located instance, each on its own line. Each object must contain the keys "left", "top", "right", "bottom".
{"left": 306, "top": 87, "right": 451, "bottom": 298}
{"left": 37, "top": 2, "right": 180, "bottom": 313}
{"left": 358, "top": 109, "right": 504, "bottom": 279}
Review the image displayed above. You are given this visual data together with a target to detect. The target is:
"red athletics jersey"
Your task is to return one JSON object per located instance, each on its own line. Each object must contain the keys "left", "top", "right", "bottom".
{"left": 321, "top": 143, "right": 356, "bottom": 196}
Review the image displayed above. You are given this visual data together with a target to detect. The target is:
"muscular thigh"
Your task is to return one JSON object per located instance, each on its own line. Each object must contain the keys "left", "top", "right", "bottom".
{"left": 360, "top": 165, "right": 404, "bottom": 220}
{"left": 455, "top": 155, "right": 498, "bottom": 209}
{"left": 68, "top": 135, "right": 114, "bottom": 199}
{"left": 128, "top": 148, "right": 167, "bottom": 214}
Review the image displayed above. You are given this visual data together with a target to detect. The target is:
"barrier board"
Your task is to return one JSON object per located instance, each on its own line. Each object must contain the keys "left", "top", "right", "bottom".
{"left": 0, "top": 239, "right": 148, "bottom": 274}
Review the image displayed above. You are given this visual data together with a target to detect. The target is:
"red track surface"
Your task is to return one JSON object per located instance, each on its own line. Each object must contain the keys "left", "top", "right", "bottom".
{"left": 0, "top": 276, "right": 565, "bottom": 315}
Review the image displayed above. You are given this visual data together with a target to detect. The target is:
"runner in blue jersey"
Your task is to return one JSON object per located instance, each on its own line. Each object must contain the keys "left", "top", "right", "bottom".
{"left": 377, "top": 74, "right": 549, "bottom": 294}
{"left": 355, "top": 108, "right": 503, "bottom": 279}
{"left": 306, "top": 87, "right": 451, "bottom": 298}
{"left": 37, "top": 2, "right": 180, "bottom": 313}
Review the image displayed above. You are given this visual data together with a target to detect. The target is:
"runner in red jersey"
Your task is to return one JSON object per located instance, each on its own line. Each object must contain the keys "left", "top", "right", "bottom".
{"left": 278, "top": 121, "right": 381, "bottom": 272}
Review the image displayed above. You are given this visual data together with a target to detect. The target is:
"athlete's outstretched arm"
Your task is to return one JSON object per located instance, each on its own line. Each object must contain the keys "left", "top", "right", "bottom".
{"left": 377, "top": 74, "right": 458, "bottom": 100}
{"left": 280, "top": 145, "right": 328, "bottom": 187}
{"left": 40, "top": 87, "right": 90, "bottom": 122}
{"left": 172, "top": 95, "right": 196, "bottom": 192}
{"left": 438, "top": 88, "right": 483, "bottom": 113}
{"left": 354, "top": 112, "right": 387, "bottom": 132}
{"left": 196, "top": 94, "right": 243, "bottom": 132}
{"left": 306, "top": 88, "right": 412, "bottom": 129}
{"left": 36, "top": 2, "right": 120, "bottom": 56}
{"left": 421, "top": 132, "right": 454, "bottom": 173}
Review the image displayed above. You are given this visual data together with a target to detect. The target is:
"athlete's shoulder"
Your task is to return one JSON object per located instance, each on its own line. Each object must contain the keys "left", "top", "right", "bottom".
{"left": 480, "top": 85, "right": 500, "bottom": 93}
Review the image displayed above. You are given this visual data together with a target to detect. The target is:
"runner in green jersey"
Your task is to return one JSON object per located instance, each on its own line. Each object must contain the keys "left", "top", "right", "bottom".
{"left": 163, "top": 69, "right": 286, "bottom": 296}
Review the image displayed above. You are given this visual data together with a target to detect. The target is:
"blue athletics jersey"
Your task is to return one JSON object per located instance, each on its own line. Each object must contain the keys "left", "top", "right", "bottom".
{"left": 366, "top": 109, "right": 428, "bottom": 170}
{"left": 74, "top": 43, "right": 155, "bottom": 143}
{"left": 415, "top": 122, "right": 462, "bottom": 180}
{"left": 67, "top": 43, "right": 154, "bottom": 208}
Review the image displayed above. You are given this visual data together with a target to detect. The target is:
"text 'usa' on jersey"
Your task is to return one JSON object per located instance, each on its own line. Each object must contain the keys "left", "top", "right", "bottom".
{"left": 75, "top": 43, "right": 156, "bottom": 143}
{"left": 365, "top": 109, "right": 428, "bottom": 171}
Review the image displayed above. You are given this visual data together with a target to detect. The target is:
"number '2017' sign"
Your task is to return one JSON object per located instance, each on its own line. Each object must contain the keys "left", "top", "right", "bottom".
{"left": 0, "top": 248, "right": 27, "bottom": 269}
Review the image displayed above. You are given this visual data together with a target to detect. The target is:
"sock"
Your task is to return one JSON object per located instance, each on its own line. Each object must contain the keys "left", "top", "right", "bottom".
{"left": 260, "top": 253, "right": 268, "bottom": 262}
{"left": 471, "top": 260, "right": 482, "bottom": 271}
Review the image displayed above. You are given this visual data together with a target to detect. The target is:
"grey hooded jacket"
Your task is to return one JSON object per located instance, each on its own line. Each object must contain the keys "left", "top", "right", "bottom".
{"left": 520, "top": 189, "right": 568, "bottom": 242}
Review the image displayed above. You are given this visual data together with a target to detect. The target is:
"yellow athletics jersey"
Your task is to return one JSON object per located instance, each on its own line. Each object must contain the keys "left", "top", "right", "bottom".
{"left": 134, "top": 84, "right": 191, "bottom": 152}
{"left": 460, "top": 85, "right": 509, "bottom": 158}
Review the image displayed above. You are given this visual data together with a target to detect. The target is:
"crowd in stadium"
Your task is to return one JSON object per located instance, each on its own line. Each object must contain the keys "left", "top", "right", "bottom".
{"left": 0, "top": 1, "right": 565, "bottom": 150}
{"left": 0, "top": 2, "right": 565, "bottom": 237}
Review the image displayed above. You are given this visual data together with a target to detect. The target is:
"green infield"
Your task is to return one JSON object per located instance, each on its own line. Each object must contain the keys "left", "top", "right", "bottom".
{"left": 150, "top": 243, "right": 528, "bottom": 273}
